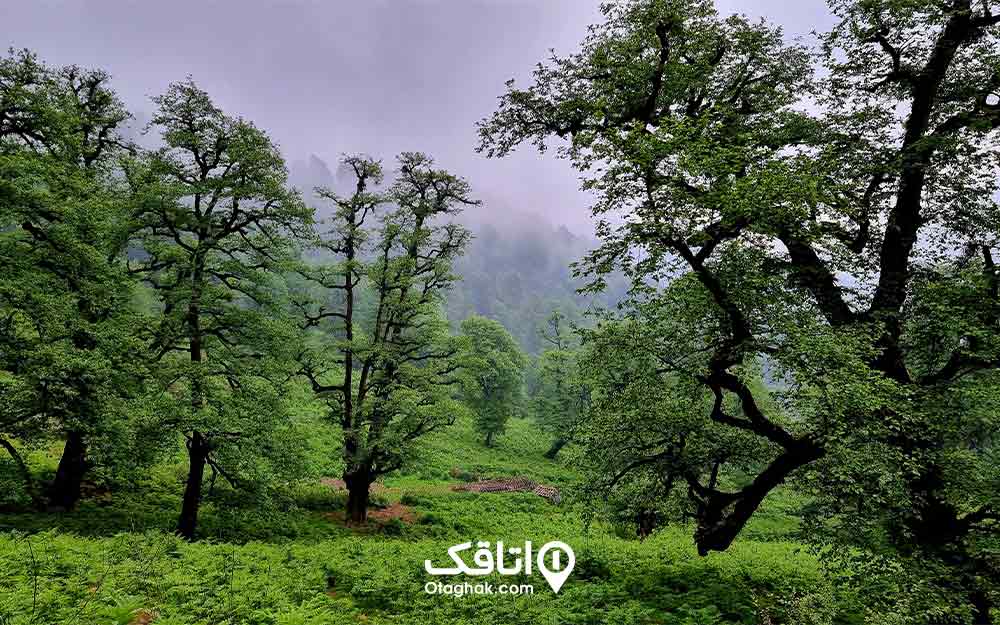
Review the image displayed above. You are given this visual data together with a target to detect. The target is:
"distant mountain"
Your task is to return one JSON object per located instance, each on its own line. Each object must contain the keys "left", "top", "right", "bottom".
{"left": 289, "top": 153, "right": 338, "bottom": 205}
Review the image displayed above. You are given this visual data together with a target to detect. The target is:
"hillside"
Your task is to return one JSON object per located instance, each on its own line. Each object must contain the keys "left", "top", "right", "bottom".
{"left": 0, "top": 411, "right": 857, "bottom": 625}
{"left": 7, "top": 0, "right": 999, "bottom": 619}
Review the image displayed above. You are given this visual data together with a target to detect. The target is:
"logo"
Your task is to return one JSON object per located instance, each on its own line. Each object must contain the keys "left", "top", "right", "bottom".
{"left": 424, "top": 540, "right": 575, "bottom": 594}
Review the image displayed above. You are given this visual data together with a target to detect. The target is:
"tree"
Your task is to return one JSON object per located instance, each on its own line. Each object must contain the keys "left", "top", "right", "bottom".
{"left": 531, "top": 310, "right": 588, "bottom": 458}
{"left": 461, "top": 315, "right": 527, "bottom": 447}
{"left": 573, "top": 312, "right": 781, "bottom": 539}
{"left": 294, "top": 153, "right": 474, "bottom": 523}
{"left": 0, "top": 49, "right": 147, "bottom": 509}
{"left": 480, "top": 0, "right": 1000, "bottom": 618}
{"left": 128, "top": 79, "right": 312, "bottom": 539}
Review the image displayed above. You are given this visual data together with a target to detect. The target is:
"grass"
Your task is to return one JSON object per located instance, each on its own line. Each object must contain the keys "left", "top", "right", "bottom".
{"left": 0, "top": 414, "right": 862, "bottom": 625}
{"left": 0, "top": 527, "right": 854, "bottom": 625}
{"left": 395, "top": 413, "right": 580, "bottom": 487}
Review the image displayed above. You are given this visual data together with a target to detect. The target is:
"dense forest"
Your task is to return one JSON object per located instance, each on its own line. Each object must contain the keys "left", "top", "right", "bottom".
{"left": 3, "top": 0, "right": 1000, "bottom": 624}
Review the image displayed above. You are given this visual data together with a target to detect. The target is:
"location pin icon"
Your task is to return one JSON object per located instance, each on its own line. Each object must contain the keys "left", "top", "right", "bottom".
{"left": 536, "top": 541, "right": 575, "bottom": 593}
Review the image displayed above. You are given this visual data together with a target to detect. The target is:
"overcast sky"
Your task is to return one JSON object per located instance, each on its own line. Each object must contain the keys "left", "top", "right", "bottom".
{"left": 4, "top": 0, "right": 834, "bottom": 235}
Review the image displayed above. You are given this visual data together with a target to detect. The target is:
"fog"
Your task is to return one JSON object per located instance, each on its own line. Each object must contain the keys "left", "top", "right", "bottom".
{"left": 4, "top": 0, "right": 834, "bottom": 235}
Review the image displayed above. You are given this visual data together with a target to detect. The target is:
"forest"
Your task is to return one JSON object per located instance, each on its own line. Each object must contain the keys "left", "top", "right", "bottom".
{"left": 2, "top": 0, "right": 1000, "bottom": 623}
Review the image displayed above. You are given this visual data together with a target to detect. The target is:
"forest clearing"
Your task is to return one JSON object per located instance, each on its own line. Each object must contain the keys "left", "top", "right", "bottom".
{"left": 4, "top": 0, "right": 1000, "bottom": 622}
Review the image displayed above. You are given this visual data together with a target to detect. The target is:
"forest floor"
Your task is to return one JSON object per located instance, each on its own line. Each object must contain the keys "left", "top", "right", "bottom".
{"left": 0, "top": 415, "right": 862, "bottom": 625}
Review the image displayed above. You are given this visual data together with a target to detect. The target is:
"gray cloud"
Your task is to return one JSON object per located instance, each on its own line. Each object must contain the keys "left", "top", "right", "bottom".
{"left": 5, "top": 0, "right": 832, "bottom": 234}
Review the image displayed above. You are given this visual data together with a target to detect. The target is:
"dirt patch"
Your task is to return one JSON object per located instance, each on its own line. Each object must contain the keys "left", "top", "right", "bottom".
{"left": 319, "top": 478, "right": 388, "bottom": 494}
{"left": 368, "top": 502, "right": 417, "bottom": 523}
{"left": 128, "top": 610, "right": 157, "bottom": 625}
{"left": 452, "top": 476, "right": 562, "bottom": 504}
{"left": 323, "top": 503, "right": 417, "bottom": 528}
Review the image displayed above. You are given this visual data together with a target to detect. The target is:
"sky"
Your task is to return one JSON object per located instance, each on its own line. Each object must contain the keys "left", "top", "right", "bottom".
{"left": 3, "top": 0, "right": 834, "bottom": 235}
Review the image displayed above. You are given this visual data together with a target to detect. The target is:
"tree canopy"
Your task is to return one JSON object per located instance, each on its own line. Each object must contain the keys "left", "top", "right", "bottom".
{"left": 294, "top": 152, "right": 475, "bottom": 522}
{"left": 0, "top": 49, "right": 148, "bottom": 509}
{"left": 480, "top": 0, "right": 1000, "bottom": 618}
{"left": 460, "top": 314, "right": 527, "bottom": 447}
{"left": 128, "top": 79, "right": 312, "bottom": 538}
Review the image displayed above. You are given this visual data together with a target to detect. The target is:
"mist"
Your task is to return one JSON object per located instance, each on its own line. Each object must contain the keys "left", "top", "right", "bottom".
{"left": 4, "top": 0, "right": 832, "bottom": 236}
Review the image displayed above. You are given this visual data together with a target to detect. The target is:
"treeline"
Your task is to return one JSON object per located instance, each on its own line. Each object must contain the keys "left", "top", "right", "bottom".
{"left": 0, "top": 50, "right": 536, "bottom": 538}
{"left": 7, "top": 0, "right": 1000, "bottom": 619}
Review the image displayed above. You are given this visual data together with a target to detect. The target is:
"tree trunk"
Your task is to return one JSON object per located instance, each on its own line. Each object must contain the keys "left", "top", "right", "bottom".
{"left": 485, "top": 430, "right": 496, "bottom": 447}
{"left": 970, "top": 589, "right": 992, "bottom": 624}
{"left": 695, "top": 440, "right": 823, "bottom": 555}
{"left": 544, "top": 438, "right": 567, "bottom": 459}
{"left": 178, "top": 263, "right": 209, "bottom": 541}
{"left": 636, "top": 509, "right": 658, "bottom": 539}
{"left": 48, "top": 430, "right": 87, "bottom": 510}
{"left": 344, "top": 468, "right": 372, "bottom": 524}
{"left": 177, "top": 430, "right": 209, "bottom": 540}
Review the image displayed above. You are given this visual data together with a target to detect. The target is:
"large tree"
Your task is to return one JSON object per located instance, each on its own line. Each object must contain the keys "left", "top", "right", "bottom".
{"left": 128, "top": 80, "right": 312, "bottom": 539}
{"left": 294, "top": 153, "right": 474, "bottom": 523}
{"left": 0, "top": 49, "right": 146, "bottom": 509}
{"left": 480, "top": 0, "right": 1000, "bottom": 618}
{"left": 460, "top": 314, "right": 527, "bottom": 447}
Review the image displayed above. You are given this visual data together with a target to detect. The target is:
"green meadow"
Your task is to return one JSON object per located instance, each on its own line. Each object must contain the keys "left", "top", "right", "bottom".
{"left": 0, "top": 414, "right": 857, "bottom": 625}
